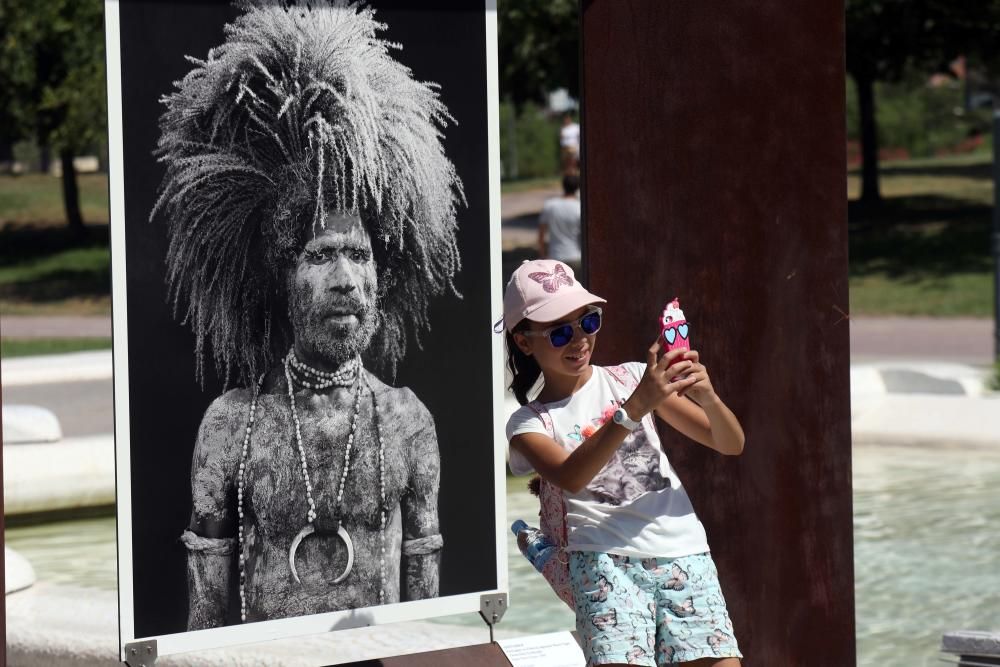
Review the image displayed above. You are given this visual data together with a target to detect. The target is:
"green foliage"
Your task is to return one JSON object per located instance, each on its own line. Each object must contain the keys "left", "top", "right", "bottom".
{"left": 499, "top": 101, "right": 562, "bottom": 180}
{"left": 988, "top": 362, "right": 1000, "bottom": 392}
{"left": 11, "top": 140, "right": 40, "bottom": 171}
{"left": 846, "top": 71, "right": 993, "bottom": 158}
{"left": 844, "top": 1, "right": 1000, "bottom": 199}
{"left": 498, "top": 0, "right": 579, "bottom": 107}
{"left": 0, "top": 0, "right": 107, "bottom": 153}
{"left": 845, "top": 1, "right": 962, "bottom": 82}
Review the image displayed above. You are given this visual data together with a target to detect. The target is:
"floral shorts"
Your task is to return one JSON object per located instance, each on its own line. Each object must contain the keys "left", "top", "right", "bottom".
{"left": 569, "top": 551, "right": 742, "bottom": 666}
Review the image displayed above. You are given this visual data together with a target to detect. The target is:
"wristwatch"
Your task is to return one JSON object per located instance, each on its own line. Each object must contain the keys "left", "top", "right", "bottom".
{"left": 612, "top": 406, "right": 642, "bottom": 432}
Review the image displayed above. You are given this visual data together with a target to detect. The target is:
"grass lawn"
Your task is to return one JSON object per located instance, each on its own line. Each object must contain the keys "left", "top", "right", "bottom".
{"left": 0, "top": 173, "right": 110, "bottom": 228}
{"left": 0, "top": 172, "right": 113, "bottom": 314}
{"left": 0, "top": 337, "right": 112, "bottom": 358}
{"left": 847, "top": 152, "right": 995, "bottom": 317}
{"left": 0, "top": 241, "right": 111, "bottom": 315}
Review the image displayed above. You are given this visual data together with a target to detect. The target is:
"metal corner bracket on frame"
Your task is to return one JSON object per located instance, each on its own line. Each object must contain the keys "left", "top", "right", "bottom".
{"left": 123, "top": 639, "right": 157, "bottom": 667}
{"left": 479, "top": 592, "right": 508, "bottom": 643}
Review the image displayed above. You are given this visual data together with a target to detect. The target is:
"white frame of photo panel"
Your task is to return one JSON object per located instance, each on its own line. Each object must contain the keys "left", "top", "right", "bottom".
{"left": 104, "top": 0, "right": 506, "bottom": 659}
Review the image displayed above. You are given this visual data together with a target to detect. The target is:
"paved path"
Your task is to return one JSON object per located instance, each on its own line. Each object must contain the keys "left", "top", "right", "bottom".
{"left": 850, "top": 316, "right": 994, "bottom": 367}
{"left": 3, "top": 379, "right": 112, "bottom": 437}
{"left": 500, "top": 185, "right": 559, "bottom": 250}
{"left": 501, "top": 187, "right": 560, "bottom": 220}
{"left": 1, "top": 315, "right": 111, "bottom": 338}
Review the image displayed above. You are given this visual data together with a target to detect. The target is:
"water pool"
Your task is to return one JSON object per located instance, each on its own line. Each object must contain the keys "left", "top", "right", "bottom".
{"left": 6, "top": 444, "right": 999, "bottom": 666}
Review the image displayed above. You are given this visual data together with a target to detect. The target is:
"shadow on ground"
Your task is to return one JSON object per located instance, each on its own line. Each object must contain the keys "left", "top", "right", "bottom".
{"left": 0, "top": 224, "right": 111, "bottom": 304}
{"left": 872, "top": 160, "right": 993, "bottom": 181}
{"left": 0, "top": 223, "right": 109, "bottom": 264}
{"left": 848, "top": 194, "right": 993, "bottom": 279}
{"left": 503, "top": 213, "right": 540, "bottom": 230}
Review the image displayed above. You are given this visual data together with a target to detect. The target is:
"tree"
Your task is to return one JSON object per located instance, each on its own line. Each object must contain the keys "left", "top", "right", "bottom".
{"left": 0, "top": 0, "right": 106, "bottom": 237}
{"left": 845, "top": 1, "right": 1000, "bottom": 206}
{"left": 498, "top": 0, "right": 579, "bottom": 108}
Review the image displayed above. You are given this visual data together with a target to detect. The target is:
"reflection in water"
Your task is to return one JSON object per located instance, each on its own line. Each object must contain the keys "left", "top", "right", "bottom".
{"left": 5, "top": 445, "right": 1000, "bottom": 667}
{"left": 5, "top": 515, "right": 117, "bottom": 590}
{"left": 853, "top": 445, "right": 1000, "bottom": 667}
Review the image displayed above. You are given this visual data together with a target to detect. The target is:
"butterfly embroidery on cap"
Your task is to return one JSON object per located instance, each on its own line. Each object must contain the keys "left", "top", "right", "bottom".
{"left": 529, "top": 263, "right": 574, "bottom": 293}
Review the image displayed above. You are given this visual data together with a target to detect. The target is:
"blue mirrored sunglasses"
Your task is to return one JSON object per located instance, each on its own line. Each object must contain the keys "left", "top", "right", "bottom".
{"left": 522, "top": 307, "right": 603, "bottom": 348}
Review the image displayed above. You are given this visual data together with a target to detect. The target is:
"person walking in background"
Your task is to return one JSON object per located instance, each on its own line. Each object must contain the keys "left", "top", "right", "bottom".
{"left": 538, "top": 172, "right": 582, "bottom": 273}
{"left": 560, "top": 112, "right": 580, "bottom": 173}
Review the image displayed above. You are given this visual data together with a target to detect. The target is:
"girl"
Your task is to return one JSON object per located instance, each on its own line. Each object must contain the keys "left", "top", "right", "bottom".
{"left": 501, "top": 259, "right": 745, "bottom": 667}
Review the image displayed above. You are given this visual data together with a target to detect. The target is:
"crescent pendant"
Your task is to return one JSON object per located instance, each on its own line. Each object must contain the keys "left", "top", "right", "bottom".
{"left": 288, "top": 523, "right": 355, "bottom": 585}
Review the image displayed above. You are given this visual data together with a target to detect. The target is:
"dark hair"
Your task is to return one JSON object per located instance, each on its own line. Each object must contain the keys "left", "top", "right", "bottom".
{"left": 561, "top": 172, "right": 579, "bottom": 196}
{"left": 507, "top": 321, "right": 545, "bottom": 495}
{"left": 505, "top": 322, "right": 542, "bottom": 405}
{"left": 152, "top": 2, "right": 463, "bottom": 387}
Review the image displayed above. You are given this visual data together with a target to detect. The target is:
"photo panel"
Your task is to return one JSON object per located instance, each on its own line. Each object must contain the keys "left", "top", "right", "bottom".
{"left": 105, "top": 0, "right": 504, "bottom": 658}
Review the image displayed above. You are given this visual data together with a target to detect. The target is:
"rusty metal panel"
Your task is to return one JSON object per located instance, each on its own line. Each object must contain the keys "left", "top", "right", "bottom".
{"left": 581, "top": 2, "right": 853, "bottom": 665}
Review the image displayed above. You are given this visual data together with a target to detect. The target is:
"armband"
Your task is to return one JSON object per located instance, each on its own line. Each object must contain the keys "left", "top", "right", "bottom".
{"left": 401, "top": 534, "right": 444, "bottom": 555}
{"left": 180, "top": 529, "right": 235, "bottom": 555}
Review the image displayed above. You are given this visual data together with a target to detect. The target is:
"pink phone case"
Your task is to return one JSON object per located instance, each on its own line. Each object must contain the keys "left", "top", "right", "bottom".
{"left": 659, "top": 299, "right": 691, "bottom": 379}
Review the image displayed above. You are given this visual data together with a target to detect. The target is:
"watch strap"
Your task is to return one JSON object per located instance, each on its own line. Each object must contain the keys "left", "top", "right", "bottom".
{"left": 613, "top": 407, "right": 641, "bottom": 432}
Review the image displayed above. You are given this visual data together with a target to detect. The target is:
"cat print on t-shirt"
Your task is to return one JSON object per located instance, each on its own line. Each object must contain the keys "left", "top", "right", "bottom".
{"left": 572, "top": 399, "right": 671, "bottom": 505}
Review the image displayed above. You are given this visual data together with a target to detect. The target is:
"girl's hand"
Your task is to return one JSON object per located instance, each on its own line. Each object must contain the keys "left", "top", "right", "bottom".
{"left": 623, "top": 338, "right": 699, "bottom": 419}
{"left": 674, "top": 349, "right": 717, "bottom": 405}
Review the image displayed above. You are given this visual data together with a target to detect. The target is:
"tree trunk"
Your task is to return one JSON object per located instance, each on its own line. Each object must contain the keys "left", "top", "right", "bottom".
{"left": 60, "top": 149, "right": 87, "bottom": 240}
{"left": 854, "top": 72, "right": 881, "bottom": 206}
{"left": 39, "top": 143, "right": 51, "bottom": 174}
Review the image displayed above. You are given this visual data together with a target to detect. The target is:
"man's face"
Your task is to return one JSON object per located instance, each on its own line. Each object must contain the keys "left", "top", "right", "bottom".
{"left": 288, "top": 213, "right": 379, "bottom": 367}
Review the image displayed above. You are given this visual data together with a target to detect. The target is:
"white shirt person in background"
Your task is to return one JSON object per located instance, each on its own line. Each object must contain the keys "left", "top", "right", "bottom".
{"left": 538, "top": 172, "right": 582, "bottom": 273}
{"left": 559, "top": 112, "right": 581, "bottom": 173}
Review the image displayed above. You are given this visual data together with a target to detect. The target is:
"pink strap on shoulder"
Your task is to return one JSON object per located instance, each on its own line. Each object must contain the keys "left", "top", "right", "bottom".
{"left": 526, "top": 400, "right": 555, "bottom": 437}
{"left": 604, "top": 364, "right": 639, "bottom": 392}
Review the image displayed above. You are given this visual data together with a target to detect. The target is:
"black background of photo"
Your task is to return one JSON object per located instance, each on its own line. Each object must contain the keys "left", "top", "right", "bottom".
{"left": 116, "top": 0, "right": 496, "bottom": 638}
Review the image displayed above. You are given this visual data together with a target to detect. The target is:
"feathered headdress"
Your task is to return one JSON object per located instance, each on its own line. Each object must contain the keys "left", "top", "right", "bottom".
{"left": 152, "top": 0, "right": 464, "bottom": 387}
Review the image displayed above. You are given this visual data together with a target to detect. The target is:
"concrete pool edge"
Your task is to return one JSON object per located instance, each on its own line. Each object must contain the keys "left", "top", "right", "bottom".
{"left": 5, "top": 582, "right": 528, "bottom": 667}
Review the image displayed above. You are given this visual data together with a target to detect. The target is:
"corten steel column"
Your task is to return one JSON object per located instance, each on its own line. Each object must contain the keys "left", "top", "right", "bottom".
{"left": 581, "top": 2, "right": 853, "bottom": 666}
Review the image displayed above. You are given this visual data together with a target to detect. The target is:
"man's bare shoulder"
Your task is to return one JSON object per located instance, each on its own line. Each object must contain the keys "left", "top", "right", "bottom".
{"left": 194, "top": 387, "right": 256, "bottom": 458}
{"left": 364, "top": 371, "right": 434, "bottom": 431}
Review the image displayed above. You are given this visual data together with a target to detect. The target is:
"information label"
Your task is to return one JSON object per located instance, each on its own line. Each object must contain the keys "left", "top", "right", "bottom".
{"left": 497, "top": 631, "right": 585, "bottom": 667}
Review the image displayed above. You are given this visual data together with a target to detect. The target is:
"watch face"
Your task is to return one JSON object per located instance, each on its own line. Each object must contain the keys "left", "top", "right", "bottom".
{"left": 613, "top": 409, "right": 625, "bottom": 424}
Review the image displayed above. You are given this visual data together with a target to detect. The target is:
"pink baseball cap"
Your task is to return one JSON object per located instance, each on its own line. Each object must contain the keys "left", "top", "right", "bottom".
{"left": 496, "top": 259, "right": 606, "bottom": 332}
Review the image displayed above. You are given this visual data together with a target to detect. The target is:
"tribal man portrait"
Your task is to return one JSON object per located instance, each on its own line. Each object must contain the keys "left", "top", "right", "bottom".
{"left": 150, "top": 1, "right": 463, "bottom": 628}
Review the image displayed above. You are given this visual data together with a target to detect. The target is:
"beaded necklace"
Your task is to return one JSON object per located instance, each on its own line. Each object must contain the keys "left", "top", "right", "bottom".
{"left": 236, "top": 350, "right": 388, "bottom": 623}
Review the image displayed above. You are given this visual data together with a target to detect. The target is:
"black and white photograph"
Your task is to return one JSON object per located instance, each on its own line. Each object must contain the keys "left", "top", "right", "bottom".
{"left": 105, "top": 0, "right": 503, "bottom": 657}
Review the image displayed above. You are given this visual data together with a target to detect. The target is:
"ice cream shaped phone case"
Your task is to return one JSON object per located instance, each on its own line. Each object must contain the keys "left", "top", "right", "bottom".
{"left": 660, "top": 298, "right": 690, "bottom": 354}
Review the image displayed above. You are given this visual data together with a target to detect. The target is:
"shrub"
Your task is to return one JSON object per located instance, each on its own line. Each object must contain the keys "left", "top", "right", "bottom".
{"left": 846, "top": 69, "right": 992, "bottom": 159}
{"left": 988, "top": 361, "right": 1000, "bottom": 393}
{"left": 500, "top": 100, "right": 563, "bottom": 180}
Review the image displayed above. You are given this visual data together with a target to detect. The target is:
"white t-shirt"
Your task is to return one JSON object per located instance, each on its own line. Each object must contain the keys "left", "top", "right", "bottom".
{"left": 505, "top": 363, "right": 710, "bottom": 558}
{"left": 559, "top": 122, "right": 580, "bottom": 150}
{"left": 540, "top": 196, "right": 581, "bottom": 263}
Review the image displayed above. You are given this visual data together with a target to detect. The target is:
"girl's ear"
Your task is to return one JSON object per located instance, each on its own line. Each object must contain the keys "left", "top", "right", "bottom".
{"left": 512, "top": 332, "right": 533, "bottom": 356}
